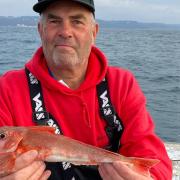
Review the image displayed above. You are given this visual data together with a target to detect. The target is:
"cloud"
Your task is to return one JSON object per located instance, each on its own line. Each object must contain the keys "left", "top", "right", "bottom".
{"left": 95, "top": 0, "right": 180, "bottom": 12}
{"left": 95, "top": 0, "right": 138, "bottom": 8}
{"left": 0, "top": 0, "right": 179, "bottom": 24}
{"left": 0, "top": 0, "right": 36, "bottom": 16}
{"left": 95, "top": 0, "right": 180, "bottom": 24}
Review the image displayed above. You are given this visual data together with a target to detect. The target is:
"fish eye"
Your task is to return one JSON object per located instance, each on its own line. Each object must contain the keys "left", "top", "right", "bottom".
{"left": 0, "top": 133, "right": 6, "bottom": 139}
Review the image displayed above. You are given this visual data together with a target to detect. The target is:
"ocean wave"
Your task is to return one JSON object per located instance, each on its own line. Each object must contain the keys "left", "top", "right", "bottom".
{"left": 0, "top": 27, "right": 179, "bottom": 143}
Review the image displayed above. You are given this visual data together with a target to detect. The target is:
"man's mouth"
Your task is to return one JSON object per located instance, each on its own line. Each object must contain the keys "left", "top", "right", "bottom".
{"left": 55, "top": 44, "right": 73, "bottom": 49}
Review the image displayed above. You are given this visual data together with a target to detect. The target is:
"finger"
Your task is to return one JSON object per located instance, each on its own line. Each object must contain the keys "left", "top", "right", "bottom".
{"left": 39, "top": 170, "right": 51, "bottom": 180}
{"left": 113, "top": 161, "right": 133, "bottom": 178}
{"left": 28, "top": 161, "right": 46, "bottom": 180}
{"left": 98, "top": 165, "right": 106, "bottom": 180}
{"left": 14, "top": 150, "right": 38, "bottom": 172}
{"left": 99, "top": 163, "right": 123, "bottom": 180}
{"left": 113, "top": 162, "right": 151, "bottom": 180}
{"left": 1, "top": 161, "right": 43, "bottom": 180}
{"left": 12, "top": 161, "right": 44, "bottom": 179}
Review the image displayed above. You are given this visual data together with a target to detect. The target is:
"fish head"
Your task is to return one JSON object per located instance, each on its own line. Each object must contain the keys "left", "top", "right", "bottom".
{"left": 0, "top": 126, "right": 24, "bottom": 153}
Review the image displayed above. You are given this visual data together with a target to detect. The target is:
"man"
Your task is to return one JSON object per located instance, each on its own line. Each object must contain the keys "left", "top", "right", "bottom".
{"left": 0, "top": 0, "right": 172, "bottom": 179}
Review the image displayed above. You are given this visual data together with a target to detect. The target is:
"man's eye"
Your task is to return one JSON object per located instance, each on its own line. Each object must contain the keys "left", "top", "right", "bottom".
{"left": 50, "top": 20, "right": 59, "bottom": 24}
{"left": 73, "top": 20, "right": 83, "bottom": 25}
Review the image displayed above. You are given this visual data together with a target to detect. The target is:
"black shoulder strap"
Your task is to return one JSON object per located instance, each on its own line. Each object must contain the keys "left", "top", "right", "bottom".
{"left": 25, "top": 68, "right": 50, "bottom": 125}
{"left": 97, "top": 78, "right": 124, "bottom": 152}
{"left": 25, "top": 68, "right": 124, "bottom": 178}
{"left": 25, "top": 68, "right": 78, "bottom": 180}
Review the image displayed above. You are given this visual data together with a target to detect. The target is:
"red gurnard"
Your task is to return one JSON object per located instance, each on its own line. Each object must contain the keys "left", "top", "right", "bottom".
{"left": 0, "top": 126, "right": 159, "bottom": 177}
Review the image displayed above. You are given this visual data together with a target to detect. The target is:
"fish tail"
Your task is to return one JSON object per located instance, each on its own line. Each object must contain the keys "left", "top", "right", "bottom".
{"left": 128, "top": 157, "right": 160, "bottom": 177}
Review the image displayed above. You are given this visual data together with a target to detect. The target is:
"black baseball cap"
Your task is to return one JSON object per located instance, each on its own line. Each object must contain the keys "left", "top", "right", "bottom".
{"left": 33, "top": 0, "right": 95, "bottom": 14}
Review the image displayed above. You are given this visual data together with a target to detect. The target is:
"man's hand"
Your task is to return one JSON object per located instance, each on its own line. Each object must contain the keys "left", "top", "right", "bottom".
{"left": 1, "top": 150, "right": 51, "bottom": 180}
{"left": 98, "top": 161, "right": 153, "bottom": 180}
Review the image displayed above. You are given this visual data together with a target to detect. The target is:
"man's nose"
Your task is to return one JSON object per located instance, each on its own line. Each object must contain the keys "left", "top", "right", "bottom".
{"left": 58, "top": 21, "right": 72, "bottom": 39}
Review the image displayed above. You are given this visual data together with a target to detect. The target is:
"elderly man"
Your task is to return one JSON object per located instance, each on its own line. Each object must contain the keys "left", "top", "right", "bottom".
{"left": 0, "top": 0, "right": 172, "bottom": 179}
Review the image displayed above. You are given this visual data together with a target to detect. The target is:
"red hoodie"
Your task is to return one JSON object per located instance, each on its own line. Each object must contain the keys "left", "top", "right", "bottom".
{"left": 0, "top": 46, "right": 172, "bottom": 179}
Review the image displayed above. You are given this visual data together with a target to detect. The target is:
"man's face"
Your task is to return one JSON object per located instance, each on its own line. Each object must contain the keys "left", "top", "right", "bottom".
{"left": 38, "top": 1, "right": 98, "bottom": 69}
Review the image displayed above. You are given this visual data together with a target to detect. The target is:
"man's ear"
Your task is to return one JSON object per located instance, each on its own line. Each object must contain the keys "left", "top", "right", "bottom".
{"left": 92, "top": 23, "right": 99, "bottom": 44}
{"left": 38, "top": 22, "right": 42, "bottom": 40}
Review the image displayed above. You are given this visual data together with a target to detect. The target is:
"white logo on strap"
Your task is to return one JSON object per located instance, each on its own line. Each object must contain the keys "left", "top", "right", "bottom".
{"left": 62, "top": 162, "right": 71, "bottom": 170}
{"left": 29, "top": 73, "right": 38, "bottom": 84}
{"left": 113, "top": 115, "right": 122, "bottom": 132}
{"left": 100, "top": 90, "right": 112, "bottom": 115}
{"left": 47, "top": 119, "right": 61, "bottom": 135}
{"left": 33, "top": 93, "right": 45, "bottom": 120}
{"left": 100, "top": 90, "right": 122, "bottom": 132}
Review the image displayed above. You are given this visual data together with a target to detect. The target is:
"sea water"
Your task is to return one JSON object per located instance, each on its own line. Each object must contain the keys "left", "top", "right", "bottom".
{"left": 0, "top": 26, "right": 179, "bottom": 143}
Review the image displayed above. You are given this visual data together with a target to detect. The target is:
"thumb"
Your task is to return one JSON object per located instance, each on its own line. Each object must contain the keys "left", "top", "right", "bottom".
{"left": 14, "top": 150, "right": 38, "bottom": 171}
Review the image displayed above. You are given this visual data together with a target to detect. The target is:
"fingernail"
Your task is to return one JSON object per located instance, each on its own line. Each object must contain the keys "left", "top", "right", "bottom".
{"left": 37, "top": 160, "right": 45, "bottom": 166}
{"left": 45, "top": 170, "right": 51, "bottom": 178}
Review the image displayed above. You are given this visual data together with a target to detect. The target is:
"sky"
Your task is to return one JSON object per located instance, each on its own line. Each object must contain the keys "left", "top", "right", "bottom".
{"left": 0, "top": 0, "right": 180, "bottom": 24}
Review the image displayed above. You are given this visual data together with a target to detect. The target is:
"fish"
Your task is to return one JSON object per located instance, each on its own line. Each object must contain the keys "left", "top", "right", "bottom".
{"left": 0, "top": 126, "right": 159, "bottom": 177}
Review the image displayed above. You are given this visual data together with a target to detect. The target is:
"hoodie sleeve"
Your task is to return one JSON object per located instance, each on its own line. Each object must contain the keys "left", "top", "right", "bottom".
{"left": 0, "top": 74, "right": 14, "bottom": 126}
{"left": 108, "top": 68, "right": 172, "bottom": 179}
{"left": 120, "top": 72, "right": 172, "bottom": 179}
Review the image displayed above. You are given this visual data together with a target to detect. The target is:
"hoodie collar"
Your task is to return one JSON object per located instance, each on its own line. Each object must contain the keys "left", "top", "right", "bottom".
{"left": 25, "top": 46, "right": 108, "bottom": 93}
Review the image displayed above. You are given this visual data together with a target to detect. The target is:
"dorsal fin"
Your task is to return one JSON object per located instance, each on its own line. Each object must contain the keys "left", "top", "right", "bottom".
{"left": 28, "top": 126, "right": 55, "bottom": 134}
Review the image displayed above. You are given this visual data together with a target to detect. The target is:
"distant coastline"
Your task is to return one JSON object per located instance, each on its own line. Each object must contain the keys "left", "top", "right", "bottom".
{"left": 0, "top": 16, "right": 180, "bottom": 29}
